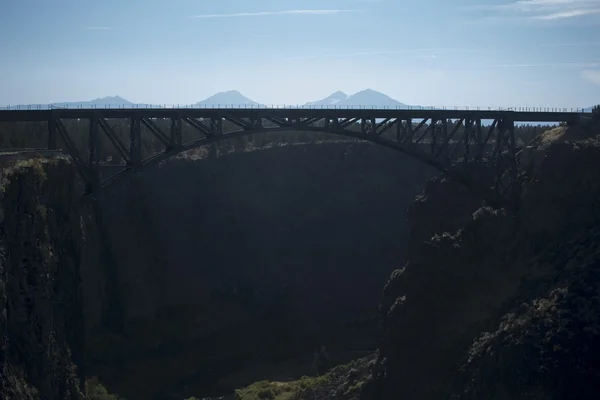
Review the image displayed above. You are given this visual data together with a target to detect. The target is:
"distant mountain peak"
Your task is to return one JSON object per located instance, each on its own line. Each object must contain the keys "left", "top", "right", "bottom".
{"left": 304, "top": 91, "right": 349, "bottom": 106}
{"left": 330, "top": 91, "right": 348, "bottom": 97}
{"left": 196, "top": 90, "right": 259, "bottom": 106}
{"left": 90, "top": 95, "right": 132, "bottom": 104}
{"left": 342, "top": 89, "right": 407, "bottom": 107}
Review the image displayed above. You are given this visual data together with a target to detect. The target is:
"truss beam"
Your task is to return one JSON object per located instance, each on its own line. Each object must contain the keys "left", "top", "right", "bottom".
{"left": 24, "top": 109, "right": 565, "bottom": 208}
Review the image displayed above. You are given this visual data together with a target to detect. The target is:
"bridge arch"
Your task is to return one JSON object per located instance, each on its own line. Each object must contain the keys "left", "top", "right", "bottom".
{"left": 96, "top": 120, "right": 513, "bottom": 209}
{"left": 103, "top": 126, "right": 456, "bottom": 183}
{"left": 0, "top": 107, "right": 556, "bottom": 207}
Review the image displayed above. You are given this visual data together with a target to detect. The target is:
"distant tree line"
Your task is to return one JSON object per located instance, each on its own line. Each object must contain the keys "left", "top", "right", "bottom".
{"left": 0, "top": 118, "right": 557, "bottom": 165}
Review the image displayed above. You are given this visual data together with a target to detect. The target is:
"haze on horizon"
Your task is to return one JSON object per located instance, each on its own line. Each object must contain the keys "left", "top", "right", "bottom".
{"left": 1, "top": 0, "right": 599, "bottom": 109}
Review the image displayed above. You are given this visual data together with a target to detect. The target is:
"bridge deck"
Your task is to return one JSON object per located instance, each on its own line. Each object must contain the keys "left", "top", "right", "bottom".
{"left": 0, "top": 108, "right": 583, "bottom": 123}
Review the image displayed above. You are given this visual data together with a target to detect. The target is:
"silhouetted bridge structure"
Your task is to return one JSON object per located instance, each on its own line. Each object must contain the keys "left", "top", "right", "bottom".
{"left": 0, "top": 108, "right": 585, "bottom": 208}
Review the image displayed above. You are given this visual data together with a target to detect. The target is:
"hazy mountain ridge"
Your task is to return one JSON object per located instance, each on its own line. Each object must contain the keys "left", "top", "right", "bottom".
{"left": 3, "top": 89, "right": 413, "bottom": 109}
{"left": 195, "top": 90, "right": 259, "bottom": 107}
{"left": 2, "top": 91, "right": 594, "bottom": 111}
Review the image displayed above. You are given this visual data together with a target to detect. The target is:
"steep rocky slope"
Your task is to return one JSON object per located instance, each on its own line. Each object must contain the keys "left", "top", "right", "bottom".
{"left": 359, "top": 122, "right": 600, "bottom": 399}
{"left": 0, "top": 158, "right": 85, "bottom": 399}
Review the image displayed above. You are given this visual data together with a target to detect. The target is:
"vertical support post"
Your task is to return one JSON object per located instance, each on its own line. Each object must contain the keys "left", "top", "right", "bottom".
{"left": 463, "top": 119, "right": 471, "bottom": 163}
{"left": 87, "top": 114, "right": 100, "bottom": 193}
{"left": 405, "top": 118, "right": 413, "bottom": 143}
{"left": 430, "top": 118, "right": 437, "bottom": 155}
{"left": 506, "top": 118, "right": 519, "bottom": 209}
{"left": 492, "top": 119, "right": 505, "bottom": 194}
{"left": 476, "top": 118, "right": 482, "bottom": 159}
{"left": 48, "top": 115, "right": 57, "bottom": 150}
{"left": 129, "top": 116, "right": 142, "bottom": 167}
{"left": 396, "top": 119, "right": 403, "bottom": 142}
{"left": 439, "top": 119, "right": 448, "bottom": 161}
{"left": 210, "top": 118, "right": 223, "bottom": 136}
{"left": 170, "top": 115, "right": 182, "bottom": 148}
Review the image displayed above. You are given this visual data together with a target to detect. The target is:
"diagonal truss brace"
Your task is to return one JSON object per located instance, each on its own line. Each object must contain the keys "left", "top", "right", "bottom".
{"left": 43, "top": 112, "right": 521, "bottom": 208}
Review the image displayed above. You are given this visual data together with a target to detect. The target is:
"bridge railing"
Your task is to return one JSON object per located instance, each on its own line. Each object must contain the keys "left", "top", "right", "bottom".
{"left": 0, "top": 104, "right": 592, "bottom": 113}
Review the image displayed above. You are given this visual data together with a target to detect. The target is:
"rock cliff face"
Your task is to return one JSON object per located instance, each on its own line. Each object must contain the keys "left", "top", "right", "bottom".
{"left": 0, "top": 158, "right": 85, "bottom": 399}
{"left": 363, "top": 123, "right": 600, "bottom": 399}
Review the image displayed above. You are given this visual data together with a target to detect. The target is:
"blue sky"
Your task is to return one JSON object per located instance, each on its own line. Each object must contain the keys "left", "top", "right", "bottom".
{"left": 1, "top": 0, "right": 599, "bottom": 108}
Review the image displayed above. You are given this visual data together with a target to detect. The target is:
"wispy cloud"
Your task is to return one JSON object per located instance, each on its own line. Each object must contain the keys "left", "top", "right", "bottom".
{"left": 475, "top": 0, "right": 600, "bottom": 20}
{"left": 286, "top": 49, "right": 412, "bottom": 60}
{"left": 190, "top": 9, "right": 359, "bottom": 19}
{"left": 85, "top": 26, "right": 120, "bottom": 30}
{"left": 285, "top": 47, "right": 483, "bottom": 61}
{"left": 533, "top": 8, "right": 600, "bottom": 19}
{"left": 582, "top": 69, "right": 600, "bottom": 85}
{"left": 492, "top": 62, "right": 600, "bottom": 68}
{"left": 541, "top": 41, "right": 600, "bottom": 47}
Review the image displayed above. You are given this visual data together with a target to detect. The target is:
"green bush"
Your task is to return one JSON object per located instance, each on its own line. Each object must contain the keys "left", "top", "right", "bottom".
{"left": 85, "top": 379, "right": 125, "bottom": 400}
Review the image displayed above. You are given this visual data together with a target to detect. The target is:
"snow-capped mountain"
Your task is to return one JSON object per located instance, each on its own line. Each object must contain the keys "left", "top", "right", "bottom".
{"left": 304, "top": 91, "right": 349, "bottom": 107}
{"left": 195, "top": 90, "right": 260, "bottom": 107}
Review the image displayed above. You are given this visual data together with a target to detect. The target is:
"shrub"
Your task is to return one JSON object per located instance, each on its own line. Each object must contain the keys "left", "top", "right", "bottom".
{"left": 85, "top": 379, "right": 125, "bottom": 400}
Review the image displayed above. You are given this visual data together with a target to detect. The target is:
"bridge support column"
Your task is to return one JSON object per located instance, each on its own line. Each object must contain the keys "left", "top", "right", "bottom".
{"left": 462, "top": 119, "right": 473, "bottom": 163}
{"left": 430, "top": 118, "right": 437, "bottom": 155}
{"left": 505, "top": 119, "right": 520, "bottom": 209}
{"left": 405, "top": 118, "right": 413, "bottom": 143}
{"left": 129, "top": 116, "right": 142, "bottom": 168}
{"left": 395, "top": 119, "right": 403, "bottom": 142}
{"left": 170, "top": 116, "right": 183, "bottom": 148}
{"left": 475, "top": 119, "right": 483, "bottom": 160}
{"left": 47, "top": 116, "right": 57, "bottom": 150}
{"left": 210, "top": 118, "right": 223, "bottom": 136}
{"left": 438, "top": 119, "right": 449, "bottom": 162}
{"left": 87, "top": 115, "right": 100, "bottom": 194}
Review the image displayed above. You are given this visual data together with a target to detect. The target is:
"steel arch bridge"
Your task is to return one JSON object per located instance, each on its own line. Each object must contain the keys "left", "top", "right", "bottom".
{"left": 0, "top": 108, "right": 584, "bottom": 208}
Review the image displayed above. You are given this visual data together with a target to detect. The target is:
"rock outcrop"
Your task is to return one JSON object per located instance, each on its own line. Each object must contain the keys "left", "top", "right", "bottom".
{"left": 360, "top": 123, "right": 600, "bottom": 399}
{"left": 0, "top": 158, "right": 85, "bottom": 399}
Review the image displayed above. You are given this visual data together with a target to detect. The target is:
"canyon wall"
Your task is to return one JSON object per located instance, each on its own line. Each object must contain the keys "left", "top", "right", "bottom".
{"left": 0, "top": 158, "right": 85, "bottom": 399}
{"left": 82, "top": 142, "right": 438, "bottom": 399}
{"left": 361, "top": 123, "right": 600, "bottom": 400}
